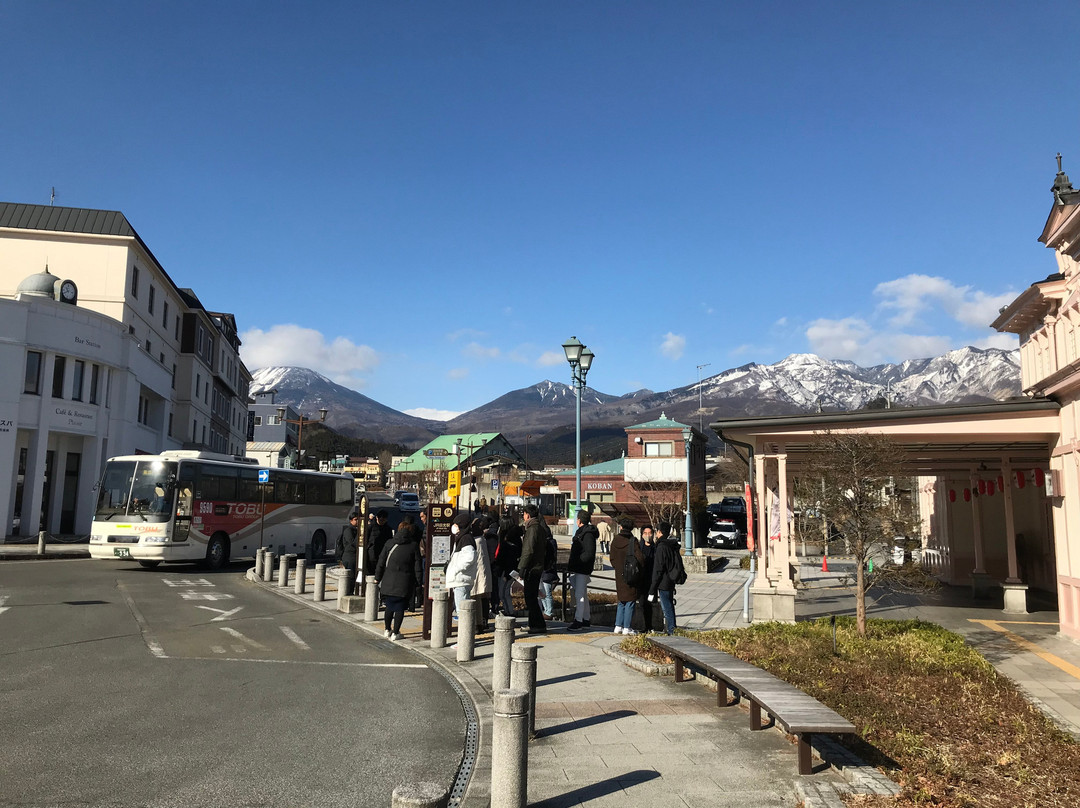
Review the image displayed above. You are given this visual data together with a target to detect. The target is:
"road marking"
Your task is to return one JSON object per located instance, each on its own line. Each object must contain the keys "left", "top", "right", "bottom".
{"left": 280, "top": 626, "right": 310, "bottom": 650}
{"left": 211, "top": 645, "right": 226, "bottom": 654}
{"left": 0, "top": 595, "right": 9, "bottom": 616}
{"left": 969, "top": 619, "right": 1080, "bottom": 681}
{"left": 195, "top": 605, "right": 244, "bottom": 622}
{"left": 117, "top": 582, "right": 166, "bottom": 658}
{"left": 219, "top": 626, "right": 269, "bottom": 650}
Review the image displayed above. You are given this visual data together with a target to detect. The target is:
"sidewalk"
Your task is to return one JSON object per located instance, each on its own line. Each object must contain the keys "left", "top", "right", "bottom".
{"left": 250, "top": 565, "right": 844, "bottom": 808}
{"left": 0, "top": 540, "right": 90, "bottom": 560}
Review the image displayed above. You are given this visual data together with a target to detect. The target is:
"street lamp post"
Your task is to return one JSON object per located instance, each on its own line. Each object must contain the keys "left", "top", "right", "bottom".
{"left": 562, "top": 336, "right": 595, "bottom": 521}
{"left": 682, "top": 427, "right": 694, "bottom": 557}
{"left": 277, "top": 406, "right": 328, "bottom": 469}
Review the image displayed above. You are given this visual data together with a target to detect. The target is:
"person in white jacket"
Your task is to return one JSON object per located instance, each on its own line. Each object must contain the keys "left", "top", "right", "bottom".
{"left": 470, "top": 516, "right": 494, "bottom": 632}
{"left": 445, "top": 512, "right": 477, "bottom": 618}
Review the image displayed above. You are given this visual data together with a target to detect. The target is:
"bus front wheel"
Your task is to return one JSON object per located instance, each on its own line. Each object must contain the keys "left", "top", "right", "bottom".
{"left": 312, "top": 530, "right": 327, "bottom": 558}
{"left": 204, "top": 534, "right": 230, "bottom": 570}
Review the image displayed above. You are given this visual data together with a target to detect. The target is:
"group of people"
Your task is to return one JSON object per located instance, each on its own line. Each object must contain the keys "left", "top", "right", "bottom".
{"left": 335, "top": 503, "right": 686, "bottom": 640}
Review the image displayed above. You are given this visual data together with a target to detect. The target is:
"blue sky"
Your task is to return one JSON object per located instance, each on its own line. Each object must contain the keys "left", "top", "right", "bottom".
{"left": 4, "top": 2, "right": 1077, "bottom": 419}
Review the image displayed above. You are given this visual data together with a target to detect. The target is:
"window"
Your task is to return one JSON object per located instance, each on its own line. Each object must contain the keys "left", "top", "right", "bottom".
{"left": 52, "top": 356, "right": 66, "bottom": 398}
{"left": 168, "top": 413, "right": 173, "bottom": 437}
{"left": 138, "top": 395, "right": 149, "bottom": 425}
{"left": 174, "top": 315, "right": 180, "bottom": 341}
{"left": 89, "top": 364, "right": 100, "bottom": 404}
{"left": 162, "top": 301, "right": 169, "bottom": 330}
{"left": 72, "top": 360, "right": 85, "bottom": 401}
{"left": 267, "top": 415, "right": 281, "bottom": 426}
{"left": 195, "top": 374, "right": 200, "bottom": 397}
{"left": 644, "top": 441, "right": 673, "bottom": 457}
{"left": 171, "top": 364, "right": 176, "bottom": 390}
{"left": 253, "top": 415, "right": 262, "bottom": 426}
{"left": 24, "top": 351, "right": 42, "bottom": 394}
{"left": 148, "top": 285, "right": 155, "bottom": 314}
{"left": 159, "top": 353, "right": 165, "bottom": 364}
{"left": 146, "top": 339, "right": 152, "bottom": 355}
{"left": 131, "top": 266, "right": 139, "bottom": 298}
{"left": 192, "top": 420, "right": 197, "bottom": 442}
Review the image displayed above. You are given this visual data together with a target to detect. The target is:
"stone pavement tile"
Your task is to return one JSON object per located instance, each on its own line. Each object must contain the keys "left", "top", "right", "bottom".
{"left": 630, "top": 699, "right": 678, "bottom": 715}
{"left": 535, "top": 702, "right": 576, "bottom": 720}
{"left": 563, "top": 701, "right": 610, "bottom": 719}
{"left": 583, "top": 727, "right": 640, "bottom": 746}
{"left": 536, "top": 723, "right": 603, "bottom": 745}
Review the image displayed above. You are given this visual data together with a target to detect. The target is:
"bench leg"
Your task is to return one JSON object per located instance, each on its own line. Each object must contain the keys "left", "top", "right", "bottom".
{"left": 798, "top": 733, "right": 813, "bottom": 775}
{"left": 749, "top": 699, "right": 761, "bottom": 730}
{"left": 674, "top": 658, "right": 684, "bottom": 683}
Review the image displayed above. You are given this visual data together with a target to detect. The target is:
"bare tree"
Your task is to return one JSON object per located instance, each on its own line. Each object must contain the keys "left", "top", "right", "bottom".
{"left": 805, "top": 431, "right": 923, "bottom": 637}
{"left": 631, "top": 481, "right": 685, "bottom": 531}
{"left": 377, "top": 450, "right": 393, "bottom": 490}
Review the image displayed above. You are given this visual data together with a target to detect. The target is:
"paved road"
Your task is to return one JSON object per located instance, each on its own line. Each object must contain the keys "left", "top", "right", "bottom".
{"left": 0, "top": 558, "right": 464, "bottom": 808}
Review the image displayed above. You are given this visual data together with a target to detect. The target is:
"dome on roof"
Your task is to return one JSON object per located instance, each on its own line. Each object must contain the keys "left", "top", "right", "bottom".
{"left": 15, "top": 266, "right": 58, "bottom": 299}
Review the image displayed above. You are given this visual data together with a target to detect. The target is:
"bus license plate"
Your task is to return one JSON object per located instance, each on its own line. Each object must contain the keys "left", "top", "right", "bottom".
{"left": 114, "top": 547, "right": 131, "bottom": 558}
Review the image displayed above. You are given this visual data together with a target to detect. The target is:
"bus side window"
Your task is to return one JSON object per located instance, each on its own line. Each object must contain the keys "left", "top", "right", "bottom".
{"left": 177, "top": 486, "right": 193, "bottom": 517}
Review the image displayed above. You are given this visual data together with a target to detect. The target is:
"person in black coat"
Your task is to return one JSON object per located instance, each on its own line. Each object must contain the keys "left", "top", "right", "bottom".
{"left": 364, "top": 509, "right": 393, "bottom": 574}
{"left": 609, "top": 518, "right": 645, "bottom": 635}
{"left": 648, "top": 529, "right": 685, "bottom": 636}
{"left": 335, "top": 510, "right": 360, "bottom": 596}
{"left": 566, "top": 510, "right": 598, "bottom": 632}
{"left": 493, "top": 517, "right": 522, "bottom": 618}
{"left": 375, "top": 518, "right": 424, "bottom": 641}
{"left": 637, "top": 525, "right": 656, "bottom": 631}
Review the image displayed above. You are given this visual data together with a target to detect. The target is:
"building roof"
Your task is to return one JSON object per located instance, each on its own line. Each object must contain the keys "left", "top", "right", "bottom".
{"left": 627, "top": 412, "right": 691, "bottom": 431}
{"left": 555, "top": 457, "right": 626, "bottom": 477}
{"left": 246, "top": 441, "right": 288, "bottom": 453}
{"left": 0, "top": 202, "right": 137, "bottom": 237}
{"left": 390, "top": 433, "right": 502, "bottom": 473}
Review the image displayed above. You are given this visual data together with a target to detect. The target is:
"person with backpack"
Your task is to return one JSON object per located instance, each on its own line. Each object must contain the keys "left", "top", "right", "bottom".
{"left": 566, "top": 509, "right": 598, "bottom": 632}
{"left": 610, "top": 516, "right": 645, "bottom": 634}
{"left": 648, "top": 522, "right": 687, "bottom": 635}
{"left": 540, "top": 528, "right": 559, "bottom": 619}
{"left": 493, "top": 517, "right": 522, "bottom": 618}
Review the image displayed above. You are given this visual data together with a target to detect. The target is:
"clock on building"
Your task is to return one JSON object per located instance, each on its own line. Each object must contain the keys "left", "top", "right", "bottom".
{"left": 56, "top": 279, "right": 78, "bottom": 304}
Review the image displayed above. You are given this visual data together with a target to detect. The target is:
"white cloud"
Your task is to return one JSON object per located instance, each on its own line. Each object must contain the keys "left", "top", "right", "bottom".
{"left": 660, "top": 332, "right": 686, "bottom": 360}
{"left": 806, "top": 317, "right": 952, "bottom": 366}
{"left": 874, "top": 274, "right": 1016, "bottom": 330}
{"left": 447, "top": 367, "right": 469, "bottom": 380}
{"left": 463, "top": 342, "right": 500, "bottom": 360}
{"left": 974, "top": 333, "right": 1019, "bottom": 351}
{"left": 240, "top": 325, "right": 379, "bottom": 387}
{"left": 404, "top": 407, "right": 463, "bottom": 421}
{"left": 537, "top": 350, "right": 564, "bottom": 367}
{"left": 447, "top": 328, "right": 486, "bottom": 342}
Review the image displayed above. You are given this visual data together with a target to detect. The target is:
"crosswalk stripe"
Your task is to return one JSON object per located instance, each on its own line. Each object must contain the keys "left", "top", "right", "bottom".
{"left": 219, "top": 626, "right": 269, "bottom": 650}
{"left": 280, "top": 625, "right": 311, "bottom": 650}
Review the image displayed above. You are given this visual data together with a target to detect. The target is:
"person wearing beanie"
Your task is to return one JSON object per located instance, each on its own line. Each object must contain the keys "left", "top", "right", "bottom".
{"left": 566, "top": 509, "right": 599, "bottom": 632}
{"left": 445, "top": 512, "right": 477, "bottom": 619}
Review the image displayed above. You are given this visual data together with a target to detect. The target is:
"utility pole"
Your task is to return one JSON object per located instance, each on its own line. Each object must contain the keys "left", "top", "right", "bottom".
{"left": 696, "top": 363, "right": 711, "bottom": 433}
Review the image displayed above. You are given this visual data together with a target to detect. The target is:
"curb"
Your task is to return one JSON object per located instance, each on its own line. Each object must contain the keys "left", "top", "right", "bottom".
{"left": 601, "top": 641, "right": 675, "bottom": 677}
{"left": 0, "top": 550, "right": 90, "bottom": 560}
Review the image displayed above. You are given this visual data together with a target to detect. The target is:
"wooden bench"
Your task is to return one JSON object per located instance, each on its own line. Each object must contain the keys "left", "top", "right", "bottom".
{"left": 647, "top": 635, "right": 855, "bottom": 775}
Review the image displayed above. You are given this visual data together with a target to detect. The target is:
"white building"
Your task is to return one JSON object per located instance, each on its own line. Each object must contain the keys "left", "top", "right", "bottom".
{"left": 0, "top": 203, "right": 252, "bottom": 539}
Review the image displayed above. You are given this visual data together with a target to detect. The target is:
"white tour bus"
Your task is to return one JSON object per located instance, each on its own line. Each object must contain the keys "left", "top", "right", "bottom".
{"left": 89, "top": 451, "right": 354, "bottom": 569}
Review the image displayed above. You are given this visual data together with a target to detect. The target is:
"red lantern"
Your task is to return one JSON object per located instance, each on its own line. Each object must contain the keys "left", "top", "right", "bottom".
{"left": 964, "top": 488, "right": 971, "bottom": 502}
{"left": 1016, "top": 470, "right": 1026, "bottom": 489}
{"left": 948, "top": 489, "right": 956, "bottom": 503}
{"left": 988, "top": 481, "right": 996, "bottom": 496}
{"left": 1035, "top": 468, "right": 1045, "bottom": 487}
{"left": 978, "top": 479, "right": 987, "bottom": 495}
{"left": 998, "top": 475, "right": 1005, "bottom": 492}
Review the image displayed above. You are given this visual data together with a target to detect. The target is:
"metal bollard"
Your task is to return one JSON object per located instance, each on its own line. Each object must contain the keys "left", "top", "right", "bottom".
{"left": 263, "top": 552, "right": 276, "bottom": 582}
{"left": 491, "top": 689, "right": 529, "bottom": 808}
{"left": 510, "top": 643, "right": 538, "bottom": 739}
{"left": 493, "top": 614, "right": 516, "bottom": 692}
{"left": 390, "top": 782, "right": 448, "bottom": 808}
{"left": 430, "top": 590, "right": 449, "bottom": 649}
{"left": 278, "top": 554, "right": 292, "bottom": 588}
{"left": 37, "top": 531, "right": 46, "bottom": 556}
{"left": 314, "top": 563, "right": 327, "bottom": 602}
{"left": 457, "top": 598, "right": 476, "bottom": 662}
{"left": 295, "top": 557, "right": 307, "bottom": 595}
{"left": 364, "top": 575, "right": 380, "bottom": 622}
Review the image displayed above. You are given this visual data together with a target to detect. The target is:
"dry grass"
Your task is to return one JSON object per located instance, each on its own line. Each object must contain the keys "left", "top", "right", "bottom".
{"left": 620, "top": 619, "right": 1080, "bottom": 808}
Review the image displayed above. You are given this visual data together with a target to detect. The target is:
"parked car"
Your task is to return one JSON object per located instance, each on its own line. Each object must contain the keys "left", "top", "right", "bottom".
{"left": 707, "top": 519, "right": 747, "bottom": 549}
{"left": 394, "top": 491, "right": 421, "bottom": 512}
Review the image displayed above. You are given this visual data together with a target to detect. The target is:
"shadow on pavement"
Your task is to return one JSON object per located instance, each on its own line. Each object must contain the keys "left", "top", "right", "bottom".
{"left": 530, "top": 770, "right": 661, "bottom": 807}
{"left": 538, "top": 709, "right": 636, "bottom": 738}
{"left": 537, "top": 671, "right": 596, "bottom": 687}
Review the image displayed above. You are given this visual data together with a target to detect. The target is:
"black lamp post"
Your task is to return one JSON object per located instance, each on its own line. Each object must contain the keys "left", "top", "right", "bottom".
{"left": 562, "top": 336, "right": 595, "bottom": 520}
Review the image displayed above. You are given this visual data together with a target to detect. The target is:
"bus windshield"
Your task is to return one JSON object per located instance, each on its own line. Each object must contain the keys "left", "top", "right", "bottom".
{"left": 95, "top": 459, "right": 179, "bottom": 523}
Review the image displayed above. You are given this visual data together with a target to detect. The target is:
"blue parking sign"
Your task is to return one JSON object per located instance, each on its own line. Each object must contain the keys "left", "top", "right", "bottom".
{"left": 258, "top": 469, "right": 269, "bottom": 483}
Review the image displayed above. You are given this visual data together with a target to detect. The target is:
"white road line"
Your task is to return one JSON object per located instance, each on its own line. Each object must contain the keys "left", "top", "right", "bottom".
{"left": 279, "top": 626, "right": 310, "bottom": 650}
{"left": 0, "top": 595, "right": 9, "bottom": 616}
{"left": 211, "top": 646, "right": 226, "bottom": 654}
{"left": 117, "top": 582, "right": 166, "bottom": 658}
{"left": 195, "top": 605, "right": 244, "bottom": 622}
{"left": 219, "top": 626, "right": 269, "bottom": 650}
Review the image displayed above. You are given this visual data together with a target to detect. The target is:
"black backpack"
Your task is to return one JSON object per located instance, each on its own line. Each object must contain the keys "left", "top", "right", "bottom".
{"left": 544, "top": 532, "right": 557, "bottom": 572}
{"left": 623, "top": 541, "right": 643, "bottom": 588}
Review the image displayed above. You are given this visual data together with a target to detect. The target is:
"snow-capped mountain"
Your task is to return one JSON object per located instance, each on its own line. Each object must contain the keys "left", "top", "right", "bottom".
{"left": 249, "top": 367, "right": 443, "bottom": 445}
{"left": 251, "top": 346, "right": 1022, "bottom": 451}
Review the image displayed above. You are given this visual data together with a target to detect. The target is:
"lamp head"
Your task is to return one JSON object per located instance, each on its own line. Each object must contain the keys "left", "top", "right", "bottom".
{"left": 562, "top": 336, "right": 583, "bottom": 365}
{"left": 682, "top": 427, "right": 693, "bottom": 442}
{"left": 580, "top": 347, "right": 595, "bottom": 374}
{"left": 276, "top": 406, "right": 286, "bottom": 420}
{"left": 319, "top": 408, "right": 328, "bottom": 421}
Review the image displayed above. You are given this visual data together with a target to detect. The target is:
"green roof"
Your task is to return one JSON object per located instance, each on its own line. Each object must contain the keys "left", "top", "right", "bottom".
{"left": 627, "top": 411, "right": 691, "bottom": 431}
{"left": 555, "top": 457, "right": 625, "bottom": 477}
{"left": 390, "top": 433, "right": 501, "bottom": 473}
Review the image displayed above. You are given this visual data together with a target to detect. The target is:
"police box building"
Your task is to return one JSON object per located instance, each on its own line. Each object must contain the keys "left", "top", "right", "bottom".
{"left": 0, "top": 203, "right": 252, "bottom": 540}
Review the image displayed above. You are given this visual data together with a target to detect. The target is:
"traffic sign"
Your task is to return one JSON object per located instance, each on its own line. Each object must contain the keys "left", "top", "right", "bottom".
{"left": 491, "top": 479, "right": 499, "bottom": 490}
{"left": 447, "top": 470, "right": 461, "bottom": 498}
{"left": 258, "top": 469, "right": 269, "bottom": 483}
{"left": 424, "top": 448, "right": 450, "bottom": 457}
